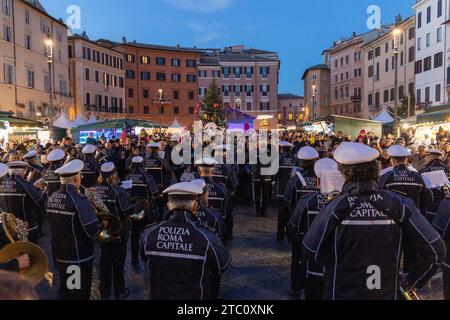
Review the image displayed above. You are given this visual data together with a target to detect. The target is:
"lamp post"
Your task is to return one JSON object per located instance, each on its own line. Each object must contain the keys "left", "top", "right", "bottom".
{"left": 45, "top": 34, "right": 54, "bottom": 140}
{"left": 393, "top": 28, "right": 401, "bottom": 136}
{"left": 312, "top": 84, "right": 317, "bottom": 120}
{"left": 235, "top": 97, "right": 242, "bottom": 110}
{"left": 158, "top": 88, "right": 164, "bottom": 122}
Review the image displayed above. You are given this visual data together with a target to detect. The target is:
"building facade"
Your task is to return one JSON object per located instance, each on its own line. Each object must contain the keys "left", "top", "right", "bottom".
{"left": 363, "top": 16, "right": 416, "bottom": 117}
{"left": 0, "top": 0, "right": 70, "bottom": 120}
{"left": 99, "top": 39, "right": 201, "bottom": 128}
{"left": 414, "top": 0, "right": 448, "bottom": 108}
{"left": 68, "top": 34, "right": 125, "bottom": 121}
{"left": 329, "top": 28, "right": 388, "bottom": 119}
{"left": 198, "top": 45, "right": 280, "bottom": 122}
{"left": 277, "top": 94, "right": 304, "bottom": 127}
{"left": 302, "top": 63, "right": 331, "bottom": 120}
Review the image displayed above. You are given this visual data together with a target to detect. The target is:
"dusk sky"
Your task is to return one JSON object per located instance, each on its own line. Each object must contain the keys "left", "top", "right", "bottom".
{"left": 41, "top": 0, "right": 415, "bottom": 96}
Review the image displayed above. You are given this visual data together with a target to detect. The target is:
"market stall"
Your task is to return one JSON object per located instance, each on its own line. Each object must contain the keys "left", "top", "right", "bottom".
{"left": 0, "top": 112, "right": 43, "bottom": 145}
{"left": 299, "top": 115, "right": 383, "bottom": 138}
{"left": 403, "top": 107, "right": 450, "bottom": 144}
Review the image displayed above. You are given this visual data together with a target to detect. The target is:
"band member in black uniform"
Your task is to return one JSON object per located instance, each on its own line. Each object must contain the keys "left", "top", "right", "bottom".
{"left": 303, "top": 142, "right": 445, "bottom": 300}
{"left": 380, "top": 145, "right": 433, "bottom": 217}
{"left": 47, "top": 160, "right": 103, "bottom": 300}
{"left": 251, "top": 153, "right": 274, "bottom": 218}
{"left": 92, "top": 162, "right": 135, "bottom": 300}
{"left": 0, "top": 163, "right": 31, "bottom": 272}
{"left": 126, "top": 156, "right": 160, "bottom": 266}
{"left": 289, "top": 158, "right": 339, "bottom": 299}
{"left": 81, "top": 144, "right": 100, "bottom": 189}
{"left": 43, "top": 149, "right": 66, "bottom": 196}
{"left": 191, "top": 179, "right": 227, "bottom": 241}
{"left": 23, "top": 150, "right": 44, "bottom": 185}
{"left": 0, "top": 161, "right": 45, "bottom": 244}
{"left": 420, "top": 149, "right": 450, "bottom": 220}
{"left": 141, "top": 182, "right": 231, "bottom": 300}
{"left": 196, "top": 158, "right": 232, "bottom": 240}
{"left": 144, "top": 142, "right": 175, "bottom": 214}
{"left": 276, "top": 141, "right": 299, "bottom": 242}
{"left": 433, "top": 189, "right": 450, "bottom": 300}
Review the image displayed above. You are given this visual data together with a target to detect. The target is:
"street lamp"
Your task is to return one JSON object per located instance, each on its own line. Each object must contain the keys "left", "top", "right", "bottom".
{"left": 312, "top": 84, "right": 317, "bottom": 120}
{"left": 45, "top": 33, "right": 54, "bottom": 140}
{"left": 235, "top": 97, "right": 242, "bottom": 110}
{"left": 393, "top": 28, "right": 401, "bottom": 136}
{"left": 158, "top": 88, "right": 164, "bottom": 116}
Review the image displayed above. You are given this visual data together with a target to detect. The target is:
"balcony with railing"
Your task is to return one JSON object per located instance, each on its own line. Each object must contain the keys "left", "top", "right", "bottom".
{"left": 84, "top": 105, "right": 124, "bottom": 114}
{"left": 351, "top": 95, "right": 362, "bottom": 102}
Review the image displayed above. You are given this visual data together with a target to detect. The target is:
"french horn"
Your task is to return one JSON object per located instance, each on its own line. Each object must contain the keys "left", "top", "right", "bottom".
{"left": 129, "top": 196, "right": 148, "bottom": 221}
{"left": 0, "top": 213, "right": 49, "bottom": 286}
{"left": 84, "top": 187, "right": 122, "bottom": 243}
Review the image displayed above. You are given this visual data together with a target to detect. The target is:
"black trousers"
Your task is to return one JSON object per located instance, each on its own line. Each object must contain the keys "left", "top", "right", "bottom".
{"left": 277, "top": 199, "right": 289, "bottom": 237}
{"left": 444, "top": 264, "right": 450, "bottom": 300}
{"left": 252, "top": 180, "right": 271, "bottom": 216}
{"left": 57, "top": 260, "right": 94, "bottom": 300}
{"left": 291, "top": 234, "right": 305, "bottom": 291}
{"left": 305, "top": 275, "right": 324, "bottom": 300}
{"left": 27, "top": 229, "right": 39, "bottom": 245}
{"left": 99, "top": 237, "right": 128, "bottom": 298}
{"left": 130, "top": 220, "right": 143, "bottom": 263}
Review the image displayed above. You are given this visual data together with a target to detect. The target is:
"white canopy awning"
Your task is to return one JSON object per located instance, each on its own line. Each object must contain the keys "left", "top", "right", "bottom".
{"left": 372, "top": 110, "right": 394, "bottom": 124}
{"left": 72, "top": 115, "right": 87, "bottom": 127}
{"left": 86, "top": 115, "right": 98, "bottom": 124}
{"left": 53, "top": 113, "right": 74, "bottom": 129}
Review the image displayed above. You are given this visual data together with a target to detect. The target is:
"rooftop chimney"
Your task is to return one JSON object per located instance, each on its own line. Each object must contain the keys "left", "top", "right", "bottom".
{"left": 352, "top": 31, "right": 356, "bottom": 37}
{"left": 122, "top": 36, "right": 127, "bottom": 43}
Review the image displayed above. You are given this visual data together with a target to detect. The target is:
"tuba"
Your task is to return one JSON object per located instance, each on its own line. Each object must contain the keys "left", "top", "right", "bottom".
{"left": 400, "top": 286, "right": 421, "bottom": 300}
{"left": 0, "top": 213, "right": 49, "bottom": 286}
{"left": 84, "top": 187, "right": 122, "bottom": 243}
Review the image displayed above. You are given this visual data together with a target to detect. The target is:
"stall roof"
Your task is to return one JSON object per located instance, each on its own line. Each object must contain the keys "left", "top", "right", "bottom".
{"left": 133, "top": 120, "right": 164, "bottom": 128}
{"left": 0, "top": 115, "right": 43, "bottom": 128}
{"left": 73, "top": 119, "right": 163, "bottom": 132}
{"left": 417, "top": 108, "right": 450, "bottom": 124}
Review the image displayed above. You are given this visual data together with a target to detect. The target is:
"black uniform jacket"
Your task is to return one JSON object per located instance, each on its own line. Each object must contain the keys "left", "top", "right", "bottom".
{"left": 289, "top": 191, "right": 328, "bottom": 279}
{"left": 144, "top": 153, "right": 174, "bottom": 189}
{"left": 433, "top": 197, "right": 450, "bottom": 267}
{"left": 283, "top": 168, "right": 319, "bottom": 210}
{"left": 47, "top": 184, "right": 102, "bottom": 264}
{"left": 141, "top": 209, "right": 231, "bottom": 300}
{"left": 303, "top": 180, "right": 445, "bottom": 300}
{"left": 43, "top": 162, "right": 63, "bottom": 196}
{"left": 275, "top": 154, "right": 299, "bottom": 198}
{"left": 81, "top": 155, "right": 100, "bottom": 189}
{"left": 379, "top": 164, "right": 433, "bottom": 215}
{"left": 0, "top": 174, "right": 45, "bottom": 233}
{"left": 197, "top": 203, "right": 227, "bottom": 240}
{"left": 202, "top": 177, "right": 230, "bottom": 218}
{"left": 126, "top": 167, "right": 159, "bottom": 200}
{"left": 420, "top": 159, "right": 450, "bottom": 217}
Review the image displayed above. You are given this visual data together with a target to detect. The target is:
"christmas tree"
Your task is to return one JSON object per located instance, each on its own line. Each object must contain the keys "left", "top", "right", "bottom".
{"left": 197, "top": 79, "right": 226, "bottom": 127}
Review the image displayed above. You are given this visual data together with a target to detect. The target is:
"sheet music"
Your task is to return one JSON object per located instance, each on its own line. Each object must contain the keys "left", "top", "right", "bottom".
{"left": 320, "top": 171, "right": 345, "bottom": 195}
{"left": 421, "top": 171, "right": 450, "bottom": 189}
{"left": 121, "top": 180, "right": 133, "bottom": 190}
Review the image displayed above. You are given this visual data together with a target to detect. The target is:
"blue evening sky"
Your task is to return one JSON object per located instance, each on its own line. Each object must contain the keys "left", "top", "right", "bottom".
{"left": 41, "top": 0, "right": 415, "bottom": 96}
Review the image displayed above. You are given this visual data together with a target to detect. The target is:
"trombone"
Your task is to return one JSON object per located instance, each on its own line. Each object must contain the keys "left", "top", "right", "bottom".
{"left": 400, "top": 286, "right": 421, "bottom": 300}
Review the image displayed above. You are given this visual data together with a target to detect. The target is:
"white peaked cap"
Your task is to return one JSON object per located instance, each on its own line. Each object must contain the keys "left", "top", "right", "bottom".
{"left": 101, "top": 162, "right": 115, "bottom": 173}
{"left": 23, "top": 150, "right": 37, "bottom": 160}
{"left": 163, "top": 182, "right": 203, "bottom": 196}
{"left": 132, "top": 156, "right": 144, "bottom": 164}
{"left": 171, "top": 135, "right": 179, "bottom": 142}
{"left": 280, "top": 141, "right": 294, "bottom": 148}
{"left": 314, "top": 158, "right": 339, "bottom": 178}
{"left": 195, "top": 157, "right": 218, "bottom": 166}
{"left": 82, "top": 144, "right": 96, "bottom": 154}
{"left": 147, "top": 142, "right": 160, "bottom": 148}
{"left": 297, "top": 146, "right": 319, "bottom": 160}
{"left": 8, "top": 161, "right": 28, "bottom": 169}
{"left": 190, "top": 179, "right": 207, "bottom": 190}
{"left": 427, "top": 149, "right": 444, "bottom": 156}
{"left": 47, "top": 149, "right": 65, "bottom": 162}
{"left": 55, "top": 159, "right": 84, "bottom": 177}
{"left": 334, "top": 142, "right": 380, "bottom": 165}
{"left": 387, "top": 145, "right": 411, "bottom": 157}
{"left": 0, "top": 163, "right": 8, "bottom": 178}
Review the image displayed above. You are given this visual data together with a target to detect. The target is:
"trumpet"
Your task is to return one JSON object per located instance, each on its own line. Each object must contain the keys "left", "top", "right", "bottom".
{"left": 83, "top": 187, "right": 122, "bottom": 244}
{"left": 400, "top": 286, "right": 421, "bottom": 300}
{"left": 0, "top": 213, "right": 49, "bottom": 286}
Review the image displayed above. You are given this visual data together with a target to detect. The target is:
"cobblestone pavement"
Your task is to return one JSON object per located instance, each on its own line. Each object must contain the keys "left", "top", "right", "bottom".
{"left": 35, "top": 204, "right": 443, "bottom": 300}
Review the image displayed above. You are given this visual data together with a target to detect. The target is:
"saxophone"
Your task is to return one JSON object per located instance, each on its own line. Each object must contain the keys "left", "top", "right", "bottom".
{"left": 84, "top": 188, "right": 122, "bottom": 243}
